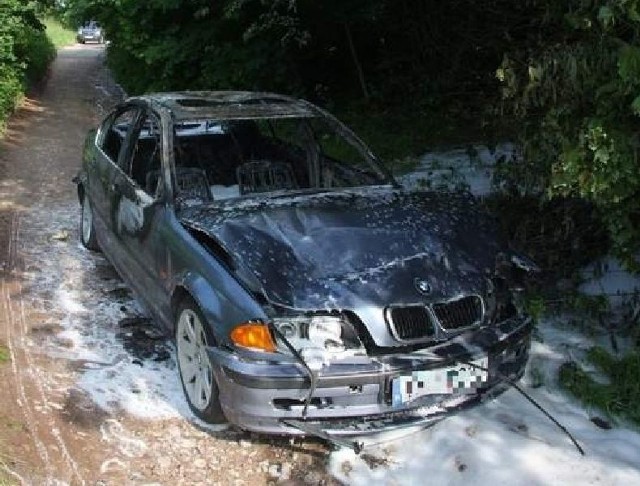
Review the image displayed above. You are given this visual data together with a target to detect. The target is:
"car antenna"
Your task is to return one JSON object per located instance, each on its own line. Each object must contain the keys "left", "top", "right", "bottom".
{"left": 460, "top": 360, "right": 585, "bottom": 456}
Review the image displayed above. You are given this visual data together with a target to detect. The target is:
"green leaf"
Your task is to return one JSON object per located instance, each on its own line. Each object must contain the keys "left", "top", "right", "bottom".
{"left": 631, "top": 94, "right": 640, "bottom": 115}
{"left": 598, "top": 6, "right": 615, "bottom": 28}
{"left": 618, "top": 44, "right": 640, "bottom": 83}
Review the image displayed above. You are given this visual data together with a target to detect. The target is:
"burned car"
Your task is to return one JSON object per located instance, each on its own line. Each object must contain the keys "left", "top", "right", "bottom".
{"left": 75, "top": 91, "right": 533, "bottom": 439}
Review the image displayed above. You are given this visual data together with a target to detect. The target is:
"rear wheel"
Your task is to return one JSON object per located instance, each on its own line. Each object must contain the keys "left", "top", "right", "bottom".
{"left": 80, "top": 192, "right": 100, "bottom": 251}
{"left": 175, "top": 297, "right": 226, "bottom": 423}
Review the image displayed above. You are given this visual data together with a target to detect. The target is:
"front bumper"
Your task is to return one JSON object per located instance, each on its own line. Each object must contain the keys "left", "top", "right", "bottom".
{"left": 208, "top": 315, "right": 532, "bottom": 436}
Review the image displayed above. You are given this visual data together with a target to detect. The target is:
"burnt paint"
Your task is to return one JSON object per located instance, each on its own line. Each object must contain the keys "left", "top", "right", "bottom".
{"left": 179, "top": 187, "right": 503, "bottom": 312}
{"left": 77, "top": 92, "right": 535, "bottom": 436}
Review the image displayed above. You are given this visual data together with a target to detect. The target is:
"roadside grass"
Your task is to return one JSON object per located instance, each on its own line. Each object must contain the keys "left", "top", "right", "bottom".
{"left": 559, "top": 346, "right": 640, "bottom": 425}
{"left": 0, "top": 413, "right": 24, "bottom": 485}
{"left": 43, "top": 16, "right": 76, "bottom": 49}
{"left": 0, "top": 343, "right": 9, "bottom": 364}
{"left": 0, "top": 438, "right": 14, "bottom": 486}
{"left": 0, "top": 348, "right": 14, "bottom": 484}
{"left": 0, "top": 449, "right": 17, "bottom": 486}
{"left": 0, "top": 459, "right": 13, "bottom": 486}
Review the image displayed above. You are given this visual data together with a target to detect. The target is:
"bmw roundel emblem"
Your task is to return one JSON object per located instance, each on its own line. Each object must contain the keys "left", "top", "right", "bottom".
{"left": 414, "top": 278, "right": 432, "bottom": 295}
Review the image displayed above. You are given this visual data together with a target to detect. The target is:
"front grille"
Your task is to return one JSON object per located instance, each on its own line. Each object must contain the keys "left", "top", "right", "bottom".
{"left": 388, "top": 306, "right": 435, "bottom": 340}
{"left": 432, "top": 295, "right": 483, "bottom": 330}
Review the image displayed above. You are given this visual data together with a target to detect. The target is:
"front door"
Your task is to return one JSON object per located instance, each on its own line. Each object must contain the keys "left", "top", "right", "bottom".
{"left": 90, "top": 104, "right": 141, "bottom": 261}
{"left": 110, "top": 111, "right": 172, "bottom": 323}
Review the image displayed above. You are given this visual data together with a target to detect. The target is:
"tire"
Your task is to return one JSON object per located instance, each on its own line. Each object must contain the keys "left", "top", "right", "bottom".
{"left": 80, "top": 192, "right": 100, "bottom": 251}
{"left": 175, "top": 297, "right": 226, "bottom": 423}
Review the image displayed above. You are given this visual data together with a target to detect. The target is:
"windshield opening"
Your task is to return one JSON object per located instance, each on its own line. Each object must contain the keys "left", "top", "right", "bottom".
{"left": 170, "top": 116, "right": 390, "bottom": 204}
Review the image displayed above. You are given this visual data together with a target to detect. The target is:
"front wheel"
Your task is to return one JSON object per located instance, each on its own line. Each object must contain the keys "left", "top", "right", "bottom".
{"left": 80, "top": 192, "right": 100, "bottom": 251}
{"left": 175, "top": 298, "right": 226, "bottom": 423}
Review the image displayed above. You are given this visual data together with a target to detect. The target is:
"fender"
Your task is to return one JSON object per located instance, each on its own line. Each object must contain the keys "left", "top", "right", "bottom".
{"left": 169, "top": 270, "right": 268, "bottom": 346}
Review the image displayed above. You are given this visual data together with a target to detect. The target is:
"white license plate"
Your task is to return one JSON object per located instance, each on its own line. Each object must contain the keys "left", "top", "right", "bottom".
{"left": 391, "top": 357, "right": 489, "bottom": 406}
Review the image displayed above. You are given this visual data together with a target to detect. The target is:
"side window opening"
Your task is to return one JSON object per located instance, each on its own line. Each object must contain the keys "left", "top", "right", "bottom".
{"left": 129, "top": 115, "right": 162, "bottom": 197}
{"left": 100, "top": 108, "right": 137, "bottom": 168}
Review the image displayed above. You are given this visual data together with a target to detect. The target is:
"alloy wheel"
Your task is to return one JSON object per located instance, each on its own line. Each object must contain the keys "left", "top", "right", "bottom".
{"left": 176, "top": 308, "right": 213, "bottom": 411}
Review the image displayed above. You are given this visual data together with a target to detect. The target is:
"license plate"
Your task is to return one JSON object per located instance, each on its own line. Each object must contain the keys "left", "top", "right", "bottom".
{"left": 391, "top": 357, "right": 489, "bottom": 406}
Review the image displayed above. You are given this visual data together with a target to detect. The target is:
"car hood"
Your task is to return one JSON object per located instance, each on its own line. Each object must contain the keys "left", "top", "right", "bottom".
{"left": 178, "top": 187, "right": 504, "bottom": 311}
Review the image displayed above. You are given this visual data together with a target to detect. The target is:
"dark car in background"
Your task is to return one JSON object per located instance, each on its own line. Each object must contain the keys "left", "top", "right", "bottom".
{"left": 75, "top": 91, "right": 534, "bottom": 439}
{"left": 76, "top": 21, "right": 104, "bottom": 44}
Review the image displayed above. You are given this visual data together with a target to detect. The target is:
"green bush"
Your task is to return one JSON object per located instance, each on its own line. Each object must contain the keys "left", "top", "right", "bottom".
{"left": 0, "top": 67, "right": 22, "bottom": 125}
{"left": 17, "top": 28, "right": 55, "bottom": 85}
{"left": 0, "top": 1, "right": 56, "bottom": 130}
{"left": 497, "top": 0, "right": 640, "bottom": 271}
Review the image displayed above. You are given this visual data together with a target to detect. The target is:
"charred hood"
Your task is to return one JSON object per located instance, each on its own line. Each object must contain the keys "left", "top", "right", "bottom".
{"left": 179, "top": 188, "right": 505, "bottom": 311}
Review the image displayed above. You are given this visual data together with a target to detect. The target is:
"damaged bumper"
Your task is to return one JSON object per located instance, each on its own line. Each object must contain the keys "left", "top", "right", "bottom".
{"left": 208, "top": 316, "right": 532, "bottom": 436}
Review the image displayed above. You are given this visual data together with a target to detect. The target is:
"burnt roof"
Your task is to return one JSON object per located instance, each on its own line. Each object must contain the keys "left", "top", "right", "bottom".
{"left": 130, "top": 91, "right": 317, "bottom": 121}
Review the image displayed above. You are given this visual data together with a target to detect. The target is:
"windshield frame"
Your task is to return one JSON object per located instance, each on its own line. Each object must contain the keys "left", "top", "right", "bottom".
{"left": 167, "top": 111, "right": 398, "bottom": 207}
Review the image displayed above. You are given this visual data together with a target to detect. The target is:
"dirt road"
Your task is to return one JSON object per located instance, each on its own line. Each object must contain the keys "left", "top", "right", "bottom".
{"left": 0, "top": 45, "right": 333, "bottom": 485}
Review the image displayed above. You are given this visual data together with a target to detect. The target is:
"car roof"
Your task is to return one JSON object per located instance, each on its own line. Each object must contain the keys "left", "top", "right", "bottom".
{"left": 128, "top": 91, "right": 317, "bottom": 121}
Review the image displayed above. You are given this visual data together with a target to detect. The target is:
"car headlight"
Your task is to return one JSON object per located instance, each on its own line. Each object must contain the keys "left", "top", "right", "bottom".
{"left": 272, "top": 314, "right": 365, "bottom": 368}
{"left": 307, "top": 316, "right": 342, "bottom": 348}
